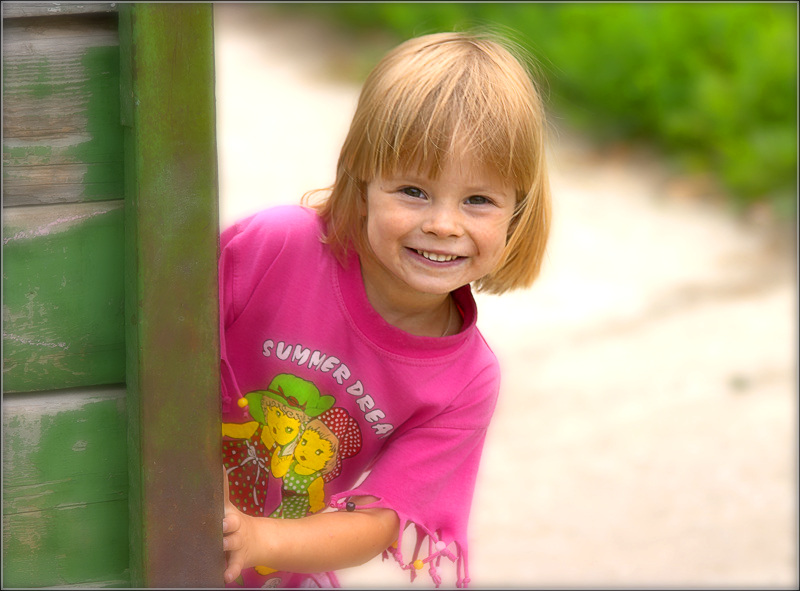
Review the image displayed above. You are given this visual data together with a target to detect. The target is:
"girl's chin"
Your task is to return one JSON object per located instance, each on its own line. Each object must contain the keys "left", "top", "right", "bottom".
{"left": 401, "top": 276, "right": 468, "bottom": 297}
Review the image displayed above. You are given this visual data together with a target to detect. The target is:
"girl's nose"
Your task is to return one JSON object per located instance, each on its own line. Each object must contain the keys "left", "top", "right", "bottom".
{"left": 422, "top": 204, "right": 463, "bottom": 237}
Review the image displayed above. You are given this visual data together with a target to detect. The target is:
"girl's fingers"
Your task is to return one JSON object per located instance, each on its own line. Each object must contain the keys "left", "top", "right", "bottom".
{"left": 223, "top": 509, "right": 240, "bottom": 534}
{"left": 223, "top": 532, "right": 244, "bottom": 583}
{"left": 224, "top": 558, "right": 243, "bottom": 585}
{"left": 222, "top": 531, "right": 241, "bottom": 552}
{"left": 221, "top": 466, "right": 248, "bottom": 584}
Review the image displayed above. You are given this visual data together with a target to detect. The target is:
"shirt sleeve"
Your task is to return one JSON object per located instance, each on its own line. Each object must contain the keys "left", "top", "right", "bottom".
{"left": 218, "top": 205, "right": 315, "bottom": 412}
{"left": 219, "top": 206, "right": 300, "bottom": 327}
{"left": 329, "top": 364, "right": 500, "bottom": 588}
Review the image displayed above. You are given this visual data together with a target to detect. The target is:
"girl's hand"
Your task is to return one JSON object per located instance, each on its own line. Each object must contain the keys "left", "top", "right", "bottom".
{"left": 222, "top": 469, "right": 253, "bottom": 584}
{"left": 220, "top": 469, "right": 399, "bottom": 577}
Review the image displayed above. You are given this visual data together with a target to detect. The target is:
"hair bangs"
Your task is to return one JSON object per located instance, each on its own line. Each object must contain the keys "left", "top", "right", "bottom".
{"left": 364, "top": 39, "right": 542, "bottom": 199}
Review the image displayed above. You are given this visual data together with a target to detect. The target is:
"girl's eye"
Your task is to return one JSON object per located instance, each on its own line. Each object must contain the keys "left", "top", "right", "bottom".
{"left": 466, "top": 195, "right": 492, "bottom": 205}
{"left": 401, "top": 186, "right": 425, "bottom": 199}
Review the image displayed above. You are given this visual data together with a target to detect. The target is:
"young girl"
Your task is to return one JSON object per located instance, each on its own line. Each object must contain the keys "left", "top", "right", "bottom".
{"left": 219, "top": 30, "right": 552, "bottom": 588}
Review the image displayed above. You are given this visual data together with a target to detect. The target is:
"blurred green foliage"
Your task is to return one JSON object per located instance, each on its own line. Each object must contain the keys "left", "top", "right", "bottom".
{"left": 273, "top": 2, "right": 797, "bottom": 219}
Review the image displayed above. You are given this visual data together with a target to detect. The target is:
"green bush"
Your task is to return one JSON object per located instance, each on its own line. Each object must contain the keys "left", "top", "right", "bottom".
{"left": 274, "top": 3, "right": 797, "bottom": 218}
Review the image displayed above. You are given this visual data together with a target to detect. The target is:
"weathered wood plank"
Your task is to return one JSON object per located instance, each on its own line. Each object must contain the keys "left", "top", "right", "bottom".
{"left": 2, "top": 387, "right": 128, "bottom": 511}
{"left": 120, "top": 4, "right": 224, "bottom": 586}
{"left": 3, "top": 501, "right": 130, "bottom": 588}
{"left": 2, "top": 201, "right": 125, "bottom": 393}
{"left": 2, "top": 387, "right": 129, "bottom": 588}
{"left": 2, "top": 2, "right": 118, "bottom": 19}
{"left": 2, "top": 14, "right": 123, "bottom": 206}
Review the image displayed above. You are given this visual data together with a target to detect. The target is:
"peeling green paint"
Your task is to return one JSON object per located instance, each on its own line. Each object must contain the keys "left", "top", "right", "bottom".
{"left": 2, "top": 500, "right": 131, "bottom": 587}
{"left": 71, "top": 45, "right": 124, "bottom": 200}
{"left": 3, "top": 144, "right": 54, "bottom": 162}
{"left": 2, "top": 203, "right": 126, "bottom": 392}
{"left": 2, "top": 9, "right": 132, "bottom": 589}
{"left": 27, "top": 58, "right": 58, "bottom": 99}
{"left": 2, "top": 23, "right": 124, "bottom": 203}
{"left": 2, "top": 391, "right": 130, "bottom": 587}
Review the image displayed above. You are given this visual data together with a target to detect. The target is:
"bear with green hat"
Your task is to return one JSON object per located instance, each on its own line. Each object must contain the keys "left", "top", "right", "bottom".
{"left": 222, "top": 373, "right": 334, "bottom": 517}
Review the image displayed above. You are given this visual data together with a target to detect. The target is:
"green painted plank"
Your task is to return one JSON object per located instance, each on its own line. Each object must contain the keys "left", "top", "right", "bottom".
{"left": 2, "top": 2, "right": 118, "bottom": 18}
{"left": 2, "top": 501, "right": 130, "bottom": 588}
{"left": 120, "top": 4, "right": 224, "bottom": 587}
{"left": 2, "top": 388, "right": 128, "bottom": 512}
{"left": 2, "top": 201, "right": 125, "bottom": 393}
{"left": 2, "top": 387, "right": 129, "bottom": 588}
{"left": 2, "top": 14, "right": 124, "bottom": 206}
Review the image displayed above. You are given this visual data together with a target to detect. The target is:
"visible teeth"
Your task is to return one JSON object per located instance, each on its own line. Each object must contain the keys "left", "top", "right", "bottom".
{"left": 416, "top": 249, "right": 458, "bottom": 262}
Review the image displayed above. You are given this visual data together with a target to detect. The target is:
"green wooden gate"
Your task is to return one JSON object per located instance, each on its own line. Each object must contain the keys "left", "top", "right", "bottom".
{"left": 3, "top": 2, "right": 224, "bottom": 586}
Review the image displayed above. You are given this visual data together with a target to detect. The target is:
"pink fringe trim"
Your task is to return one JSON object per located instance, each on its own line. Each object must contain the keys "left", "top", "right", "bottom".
{"left": 328, "top": 494, "right": 471, "bottom": 588}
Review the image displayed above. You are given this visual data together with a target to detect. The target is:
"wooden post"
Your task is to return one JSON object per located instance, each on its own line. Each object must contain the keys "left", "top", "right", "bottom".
{"left": 119, "top": 4, "right": 224, "bottom": 586}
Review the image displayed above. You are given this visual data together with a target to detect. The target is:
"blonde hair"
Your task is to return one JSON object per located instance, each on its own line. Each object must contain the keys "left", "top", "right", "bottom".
{"left": 303, "top": 421, "right": 339, "bottom": 475}
{"left": 306, "top": 31, "right": 552, "bottom": 294}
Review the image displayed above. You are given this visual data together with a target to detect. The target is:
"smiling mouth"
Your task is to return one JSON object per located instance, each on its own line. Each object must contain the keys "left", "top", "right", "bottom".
{"left": 414, "top": 249, "right": 461, "bottom": 263}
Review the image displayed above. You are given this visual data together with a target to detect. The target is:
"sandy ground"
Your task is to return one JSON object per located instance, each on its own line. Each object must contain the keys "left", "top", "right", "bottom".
{"left": 213, "top": 5, "right": 798, "bottom": 588}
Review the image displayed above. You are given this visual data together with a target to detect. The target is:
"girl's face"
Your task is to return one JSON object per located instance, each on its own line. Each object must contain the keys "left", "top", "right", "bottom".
{"left": 265, "top": 403, "right": 303, "bottom": 446}
{"left": 362, "top": 152, "right": 516, "bottom": 305}
{"left": 294, "top": 429, "right": 335, "bottom": 472}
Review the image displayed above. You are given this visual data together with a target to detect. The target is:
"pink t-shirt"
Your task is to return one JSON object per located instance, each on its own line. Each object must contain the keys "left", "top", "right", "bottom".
{"left": 219, "top": 205, "right": 500, "bottom": 588}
